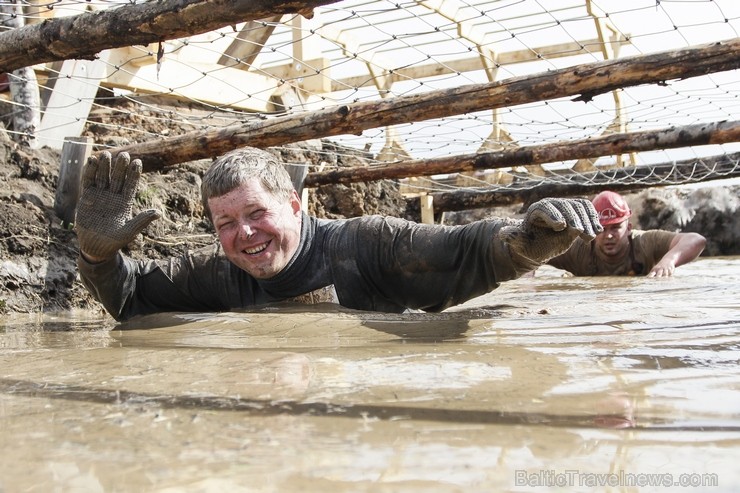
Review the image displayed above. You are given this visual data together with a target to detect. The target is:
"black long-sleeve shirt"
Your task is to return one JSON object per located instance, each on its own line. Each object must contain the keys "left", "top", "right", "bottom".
{"left": 79, "top": 213, "right": 523, "bottom": 321}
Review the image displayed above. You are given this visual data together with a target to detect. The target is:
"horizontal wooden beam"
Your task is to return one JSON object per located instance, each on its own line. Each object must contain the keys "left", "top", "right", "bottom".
{"left": 259, "top": 57, "right": 333, "bottom": 93}
{"left": 304, "top": 120, "right": 740, "bottom": 186}
{"left": 331, "top": 39, "right": 613, "bottom": 92}
{"left": 106, "top": 38, "right": 740, "bottom": 171}
{"left": 0, "top": 0, "right": 340, "bottom": 73}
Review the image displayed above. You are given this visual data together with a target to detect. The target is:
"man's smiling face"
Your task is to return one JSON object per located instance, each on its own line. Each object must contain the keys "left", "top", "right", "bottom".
{"left": 209, "top": 178, "right": 302, "bottom": 279}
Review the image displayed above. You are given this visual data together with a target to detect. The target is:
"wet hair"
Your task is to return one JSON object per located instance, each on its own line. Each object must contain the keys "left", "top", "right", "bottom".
{"left": 201, "top": 147, "right": 295, "bottom": 220}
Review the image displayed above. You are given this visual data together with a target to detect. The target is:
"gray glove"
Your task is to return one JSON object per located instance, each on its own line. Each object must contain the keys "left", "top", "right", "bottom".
{"left": 75, "top": 151, "right": 161, "bottom": 261}
{"left": 499, "top": 197, "right": 602, "bottom": 272}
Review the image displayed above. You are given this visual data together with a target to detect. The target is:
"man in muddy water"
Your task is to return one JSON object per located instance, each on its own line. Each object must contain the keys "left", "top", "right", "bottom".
{"left": 547, "top": 190, "right": 706, "bottom": 277}
{"left": 75, "top": 147, "right": 602, "bottom": 322}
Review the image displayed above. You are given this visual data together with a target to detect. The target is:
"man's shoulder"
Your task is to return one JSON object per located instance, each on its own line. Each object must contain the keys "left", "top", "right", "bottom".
{"left": 630, "top": 228, "right": 676, "bottom": 257}
{"left": 631, "top": 228, "right": 676, "bottom": 242}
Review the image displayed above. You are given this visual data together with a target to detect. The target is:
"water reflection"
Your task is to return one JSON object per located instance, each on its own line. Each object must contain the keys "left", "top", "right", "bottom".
{"left": 0, "top": 312, "right": 114, "bottom": 349}
{"left": 0, "top": 257, "right": 739, "bottom": 491}
{"left": 1, "top": 374, "right": 722, "bottom": 431}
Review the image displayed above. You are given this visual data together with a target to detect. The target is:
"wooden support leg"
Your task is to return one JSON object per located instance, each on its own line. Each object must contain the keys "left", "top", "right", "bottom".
{"left": 420, "top": 194, "right": 434, "bottom": 225}
{"left": 37, "top": 52, "right": 109, "bottom": 150}
{"left": 54, "top": 136, "right": 93, "bottom": 228}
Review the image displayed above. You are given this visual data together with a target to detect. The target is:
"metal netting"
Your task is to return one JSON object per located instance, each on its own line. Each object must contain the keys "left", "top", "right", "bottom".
{"left": 1, "top": 0, "right": 739, "bottom": 201}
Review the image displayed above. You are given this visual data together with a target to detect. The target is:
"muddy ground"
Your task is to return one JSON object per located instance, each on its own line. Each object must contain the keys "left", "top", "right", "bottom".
{"left": 0, "top": 99, "right": 737, "bottom": 315}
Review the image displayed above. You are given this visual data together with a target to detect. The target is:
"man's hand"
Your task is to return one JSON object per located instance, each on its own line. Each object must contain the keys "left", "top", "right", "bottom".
{"left": 499, "top": 198, "right": 602, "bottom": 271}
{"left": 647, "top": 260, "right": 676, "bottom": 277}
{"left": 75, "top": 151, "right": 161, "bottom": 262}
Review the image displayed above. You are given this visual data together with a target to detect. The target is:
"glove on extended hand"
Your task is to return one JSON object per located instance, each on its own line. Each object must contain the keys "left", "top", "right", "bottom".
{"left": 75, "top": 151, "right": 161, "bottom": 261}
{"left": 499, "top": 197, "right": 602, "bottom": 272}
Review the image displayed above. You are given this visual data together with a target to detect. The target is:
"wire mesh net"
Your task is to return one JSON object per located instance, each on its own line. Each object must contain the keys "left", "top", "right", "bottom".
{"left": 1, "top": 0, "right": 739, "bottom": 203}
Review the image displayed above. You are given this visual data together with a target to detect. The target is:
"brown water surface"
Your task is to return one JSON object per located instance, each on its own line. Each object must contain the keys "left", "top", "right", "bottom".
{"left": 1, "top": 257, "right": 739, "bottom": 492}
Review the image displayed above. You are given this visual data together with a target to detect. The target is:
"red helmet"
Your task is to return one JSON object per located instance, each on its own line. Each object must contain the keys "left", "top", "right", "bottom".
{"left": 592, "top": 190, "right": 631, "bottom": 226}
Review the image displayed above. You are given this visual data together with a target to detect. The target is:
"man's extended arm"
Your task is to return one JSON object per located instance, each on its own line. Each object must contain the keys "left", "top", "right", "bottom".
{"left": 498, "top": 198, "right": 601, "bottom": 273}
{"left": 324, "top": 198, "right": 601, "bottom": 312}
{"left": 78, "top": 245, "right": 270, "bottom": 320}
{"left": 648, "top": 231, "right": 706, "bottom": 277}
{"left": 75, "top": 151, "right": 237, "bottom": 320}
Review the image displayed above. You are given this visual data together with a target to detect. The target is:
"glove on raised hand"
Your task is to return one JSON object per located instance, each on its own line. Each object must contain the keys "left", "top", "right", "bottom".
{"left": 499, "top": 197, "right": 602, "bottom": 272}
{"left": 75, "top": 151, "right": 161, "bottom": 261}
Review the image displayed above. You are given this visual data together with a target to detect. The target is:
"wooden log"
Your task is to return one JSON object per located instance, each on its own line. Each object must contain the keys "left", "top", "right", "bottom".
{"left": 304, "top": 120, "right": 740, "bottom": 186}
{"left": 106, "top": 38, "right": 740, "bottom": 171}
{"left": 54, "top": 136, "right": 93, "bottom": 227}
{"left": 0, "top": 0, "right": 339, "bottom": 74}
{"left": 404, "top": 152, "right": 740, "bottom": 214}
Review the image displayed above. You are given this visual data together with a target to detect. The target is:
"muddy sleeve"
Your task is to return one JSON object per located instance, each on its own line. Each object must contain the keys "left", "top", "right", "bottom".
{"left": 77, "top": 245, "right": 266, "bottom": 321}
{"left": 79, "top": 253, "right": 170, "bottom": 320}
{"left": 324, "top": 216, "right": 520, "bottom": 312}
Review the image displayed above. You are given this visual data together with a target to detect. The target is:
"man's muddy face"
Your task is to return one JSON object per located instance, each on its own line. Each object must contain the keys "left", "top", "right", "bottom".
{"left": 209, "top": 178, "right": 302, "bottom": 279}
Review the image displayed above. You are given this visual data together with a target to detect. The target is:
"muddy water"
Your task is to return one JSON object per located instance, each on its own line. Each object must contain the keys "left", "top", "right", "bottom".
{"left": 1, "top": 257, "right": 739, "bottom": 492}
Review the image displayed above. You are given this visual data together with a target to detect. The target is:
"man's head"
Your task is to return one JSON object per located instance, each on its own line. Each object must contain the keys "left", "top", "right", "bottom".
{"left": 201, "top": 147, "right": 296, "bottom": 219}
{"left": 592, "top": 190, "right": 631, "bottom": 227}
{"left": 202, "top": 147, "right": 303, "bottom": 279}
{"left": 592, "top": 190, "right": 632, "bottom": 258}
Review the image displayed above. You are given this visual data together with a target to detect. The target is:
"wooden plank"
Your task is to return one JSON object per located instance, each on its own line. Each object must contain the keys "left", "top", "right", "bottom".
{"left": 102, "top": 51, "right": 278, "bottom": 113}
{"left": 21, "top": 0, "right": 56, "bottom": 24}
{"left": 54, "top": 136, "right": 93, "bottom": 227}
{"left": 36, "top": 53, "right": 109, "bottom": 150}
{"left": 260, "top": 57, "right": 332, "bottom": 93}
{"left": 107, "top": 45, "right": 159, "bottom": 68}
{"left": 420, "top": 195, "right": 435, "bottom": 225}
{"left": 314, "top": 20, "right": 400, "bottom": 97}
{"left": 331, "top": 39, "right": 610, "bottom": 92}
{"left": 217, "top": 16, "right": 282, "bottom": 68}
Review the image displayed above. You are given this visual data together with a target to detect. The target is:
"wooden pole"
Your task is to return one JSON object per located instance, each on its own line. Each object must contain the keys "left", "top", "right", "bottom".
{"left": 420, "top": 195, "right": 435, "bottom": 224}
{"left": 0, "top": 0, "right": 339, "bottom": 74}
{"left": 54, "top": 136, "right": 93, "bottom": 228}
{"left": 404, "top": 152, "right": 740, "bottom": 214}
{"left": 104, "top": 38, "right": 740, "bottom": 171}
{"left": 1, "top": 1, "right": 41, "bottom": 149}
{"left": 304, "top": 120, "right": 740, "bottom": 186}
